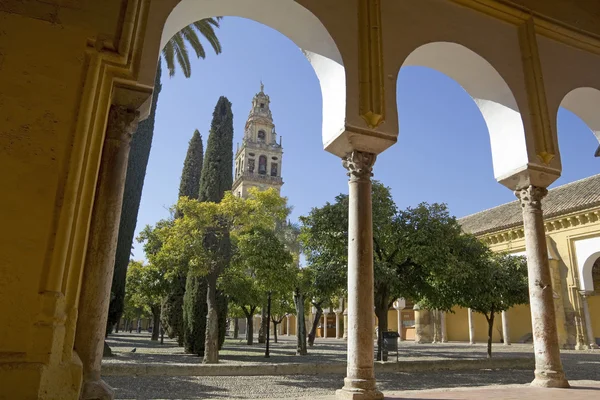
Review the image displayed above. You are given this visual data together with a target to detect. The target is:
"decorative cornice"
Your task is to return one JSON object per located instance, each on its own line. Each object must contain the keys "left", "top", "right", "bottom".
{"left": 481, "top": 208, "right": 600, "bottom": 246}
{"left": 451, "top": 0, "right": 600, "bottom": 57}
{"left": 358, "top": 0, "right": 385, "bottom": 129}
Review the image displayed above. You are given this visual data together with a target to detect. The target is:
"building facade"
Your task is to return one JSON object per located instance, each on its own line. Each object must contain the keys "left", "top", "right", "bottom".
{"left": 233, "top": 84, "right": 284, "bottom": 198}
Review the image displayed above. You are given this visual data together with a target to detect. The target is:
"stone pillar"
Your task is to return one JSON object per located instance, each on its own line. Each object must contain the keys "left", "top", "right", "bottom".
{"left": 343, "top": 308, "right": 348, "bottom": 340}
{"left": 323, "top": 312, "right": 329, "bottom": 338}
{"left": 336, "top": 151, "right": 382, "bottom": 400}
{"left": 286, "top": 314, "right": 291, "bottom": 336}
{"left": 516, "top": 185, "right": 569, "bottom": 388}
{"left": 74, "top": 106, "right": 139, "bottom": 400}
{"left": 580, "top": 292, "right": 598, "bottom": 349}
{"left": 414, "top": 305, "right": 432, "bottom": 344}
{"left": 502, "top": 311, "right": 511, "bottom": 345}
{"left": 468, "top": 308, "right": 475, "bottom": 344}
{"left": 441, "top": 311, "right": 447, "bottom": 343}
{"left": 396, "top": 309, "right": 403, "bottom": 341}
{"left": 336, "top": 312, "right": 342, "bottom": 339}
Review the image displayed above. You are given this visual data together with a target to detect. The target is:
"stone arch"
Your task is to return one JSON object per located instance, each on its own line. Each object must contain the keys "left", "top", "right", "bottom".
{"left": 398, "top": 42, "right": 527, "bottom": 183}
{"left": 574, "top": 236, "right": 600, "bottom": 292}
{"left": 140, "top": 0, "right": 345, "bottom": 148}
{"left": 559, "top": 87, "right": 600, "bottom": 157}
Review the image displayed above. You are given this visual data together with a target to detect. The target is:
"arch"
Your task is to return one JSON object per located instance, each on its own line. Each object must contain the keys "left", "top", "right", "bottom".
{"left": 399, "top": 42, "right": 527, "bottom": 183}
{"left": 559, "top": 87, "right": 600, "bottom": 157}
{"left": 141, "top": 0, "right": 345, "bottom": 149}
{"left": 574, "top": 236, "right": 600, "bottom": 292}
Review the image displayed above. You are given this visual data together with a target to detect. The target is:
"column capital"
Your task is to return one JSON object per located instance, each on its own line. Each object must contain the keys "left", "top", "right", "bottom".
{"left": 342, "top": 151, "right": 376, "bottom": 182}
{"left": 515, "top": 185, "right": 548, "bottom": 211}
{"left": 106, "top": 105, "right": 139, "bottom": 142}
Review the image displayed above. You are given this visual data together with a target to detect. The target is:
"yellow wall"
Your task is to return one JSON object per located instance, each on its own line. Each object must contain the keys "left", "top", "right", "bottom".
{"left": 589, "top": 295, "right": 600, "bottom": 341}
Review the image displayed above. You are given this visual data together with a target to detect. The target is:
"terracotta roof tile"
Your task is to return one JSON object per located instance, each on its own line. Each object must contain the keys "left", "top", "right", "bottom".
{"left": 458, "top": 174, "right": 600, "bottom": 235}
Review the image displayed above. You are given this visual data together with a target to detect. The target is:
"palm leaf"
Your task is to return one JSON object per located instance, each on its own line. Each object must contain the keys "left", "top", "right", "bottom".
{"left": 193, "top": 20, "right": 222, "bottom": 55}
{"left": 172, "top": 33, "right": 192, "bottom": 78}
{"left": 162, "top": 41, "right": 177, "bottom": 77}
{"left": 181, "top": 26, "right": 206, "bottom": 60}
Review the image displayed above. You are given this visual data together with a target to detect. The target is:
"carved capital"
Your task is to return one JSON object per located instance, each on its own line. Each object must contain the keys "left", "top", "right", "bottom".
{"left": 342, "top": 151, "right": 376, "bottom": 181}
{"left": 106, "top": 105, "right": 139, "bottom": 142}
{"left": 515, "top": 185, "right": 547, "bottom": 211}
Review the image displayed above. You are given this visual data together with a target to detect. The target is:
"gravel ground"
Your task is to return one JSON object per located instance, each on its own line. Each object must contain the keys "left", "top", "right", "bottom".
{"left": 103, "top": 333, "right": 600, "bottom": 399}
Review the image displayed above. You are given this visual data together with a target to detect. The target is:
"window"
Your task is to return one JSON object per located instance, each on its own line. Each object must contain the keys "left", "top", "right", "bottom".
{"left": 260, "top": 103, "right": 265, "bottom": 109}
{"left": 258, "top": 155, "right": 267, "bottom": 175}
{"left": 258, "top": 130, "right": 266, "bottom": 142}
{"left": 271, "top": 163, "right": 278, "bottom": 177}
{"left": 248, "top": 159, "right": 255, "bottom": 173}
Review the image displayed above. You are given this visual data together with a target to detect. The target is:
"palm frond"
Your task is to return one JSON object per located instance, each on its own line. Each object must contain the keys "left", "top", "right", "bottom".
{"left": 172, "top": 33, "right": 192, "bottom": 78}
{"left": 181, "top": 25, "right": 206, "bottom": 60}
{"left": 193, "top": 20, "right": 222, "bottom": 55}
{"left": 162, "top": 41, "right": 177, "bottom": 77}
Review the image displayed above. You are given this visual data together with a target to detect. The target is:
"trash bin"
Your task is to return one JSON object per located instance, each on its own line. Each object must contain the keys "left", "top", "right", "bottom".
{"left": 383, "top": 331, "right": 400, "bottom": 361}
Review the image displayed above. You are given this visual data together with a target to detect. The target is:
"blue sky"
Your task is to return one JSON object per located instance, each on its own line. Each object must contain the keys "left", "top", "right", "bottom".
{"left": 132, "top": 17, "right": 599, "bottom": 260}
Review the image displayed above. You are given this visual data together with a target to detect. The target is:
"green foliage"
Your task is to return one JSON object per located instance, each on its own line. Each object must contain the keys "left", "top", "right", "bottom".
{"left": 126, "top": 260, "right": 170, "bottom": 311}
{"left": 198, "top": 96, "right": 234, "bottom": 203}
{"left": 163, "top": 18, "right": 223, "bottom": 78}
{"left": 106, "top": 62, "right": 163, "bottom": 335}
{"left": 456, "top": 253, "right": 529, "bottom": 357}
{"left": 183, "top": 274, "right": 207, "bottom": 355}
{"left": 178, "top": 130, "right": 205, "bottom": 201}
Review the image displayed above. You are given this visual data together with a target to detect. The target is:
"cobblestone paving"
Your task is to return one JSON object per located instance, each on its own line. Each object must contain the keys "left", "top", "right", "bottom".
{"left": 103, "top": 332, "right": 600, "bottom": 399}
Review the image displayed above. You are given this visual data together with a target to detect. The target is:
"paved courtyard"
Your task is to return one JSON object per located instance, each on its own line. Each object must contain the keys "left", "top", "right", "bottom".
{"left": 103, "top": 332, "right": 600, "bottom": 399}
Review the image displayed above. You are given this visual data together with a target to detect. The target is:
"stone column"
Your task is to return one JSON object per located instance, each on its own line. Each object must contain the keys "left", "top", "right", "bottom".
{"left": 343, "top": 308, "right": 348, "bottom": 340}
{"left": 396, "top": 309, "right": 403, "bottom": 341}
{"left": 337, "top": 151, "right": 382, "bottom": 400}
{"left": 468, "top": 308, "right": 475, "bottom": 344}
{"left": 441, "top": 311, "right": 447, "bottom": 343}
{"left": 502, "top": 311, "right": 511, "bottom": 345}
{"left": 580, "top": 292, "right": 598, "bottom": 349}
{"left": 516, "top": 185, "right": 569, "bottom": 388}
{"left": 336, "top": 312, "right": 342, "bottom": 339}
{"left": 74, "top": 106, "right": 139, "bottom": 400}
{"left": 286, "top": 314, "right": 291, "bottom": 336}
{"left": 414, "top": 305, "right": 432, "bottom": 344}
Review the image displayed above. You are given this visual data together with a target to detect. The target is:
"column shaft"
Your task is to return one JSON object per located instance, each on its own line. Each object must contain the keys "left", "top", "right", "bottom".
{"left": 397, "top": 309, "right": 403, "bottom": 341}
{"left": 580, "top": 293, "right": 597, "bottom": 349}
{"left": 502, "top": 311, "right": 511, "bottom": 345}
{"left": 468, "top": 308, "right": 475, "bottom": 344}
{"left": 517, "top": 185, "right": 569, "bottom": 388}
{"left": 337, "top": 151, "right": 382, "bottom": 400}
{"left": 74, "top": 106, "right": 138, "bottom": 400}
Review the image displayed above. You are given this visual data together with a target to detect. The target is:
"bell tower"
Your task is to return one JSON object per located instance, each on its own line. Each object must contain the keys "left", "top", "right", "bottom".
{"left": 233, "top": 83, "right": 284, "bottom": 197}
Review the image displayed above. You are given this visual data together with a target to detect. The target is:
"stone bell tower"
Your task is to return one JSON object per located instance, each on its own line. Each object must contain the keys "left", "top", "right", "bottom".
{"left": 232, "top": 83, "right": 284, "bottom": 198}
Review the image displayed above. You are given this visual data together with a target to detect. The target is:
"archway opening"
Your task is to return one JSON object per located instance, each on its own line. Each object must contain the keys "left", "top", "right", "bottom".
{"left": 385, "top": 41, "right": 530, "bottom": 346}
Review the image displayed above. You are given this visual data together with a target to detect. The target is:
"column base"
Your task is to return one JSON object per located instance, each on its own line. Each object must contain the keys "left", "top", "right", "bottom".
{"left": 336, "top": 388, "right": 384, "bottom": 400}
{"left": 81, "top": 379, "right": 115, "bottom": 400}
{"left": 531, "top": 372, "right": 570, "bottom": 388}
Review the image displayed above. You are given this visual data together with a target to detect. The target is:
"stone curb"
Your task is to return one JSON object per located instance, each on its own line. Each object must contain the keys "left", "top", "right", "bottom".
{"left": 101, "top": 357, "right": 533, "bottom": 377}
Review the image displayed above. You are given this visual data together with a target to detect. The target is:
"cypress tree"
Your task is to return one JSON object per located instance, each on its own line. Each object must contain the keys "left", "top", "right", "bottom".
{"left": 163, "top": 130, "right": 204, "bottom": 344}
{"left": 106, "top": 62, "right": 162, "bottom": 335}
{"left": 190, "top": 96, "right": 234, "bottom": 363}
{"left": 182, "top": 273, "right": 208, "bottom": 355}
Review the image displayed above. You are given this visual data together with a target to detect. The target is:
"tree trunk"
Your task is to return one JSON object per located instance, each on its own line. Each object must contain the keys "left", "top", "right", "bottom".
{"left": 204, "top": 273, "right": 219, "bottom": 363}
{"left": 151, "top": 306, "right": 160, "bottom": 341}
{"left": 294, "top": 289, "right": 307, "bottom": 355}
{"left": 307, "top": 305, "right": 322, "bottom": 347}
{"left": 486, "top": 311, "right": 495, "bottom": 359}
{"left": 234, "top": 318, "right": 239, "bottom": 339}
{"left": 245, "top": 314, "right": 254, "bottom": 345}
{"left": 273, "top": 322, "right": 279, "bottom": 343}
{"left": 258, "top": 308, "right": 267, "bottom": 343}
{"left": 115, "top": 317, "right": 120, "bottom": 333}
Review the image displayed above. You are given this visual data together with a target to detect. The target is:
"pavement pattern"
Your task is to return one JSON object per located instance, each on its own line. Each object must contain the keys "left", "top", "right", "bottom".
{"left": 103, "top": 332, "right": 600, "bottom": 399}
